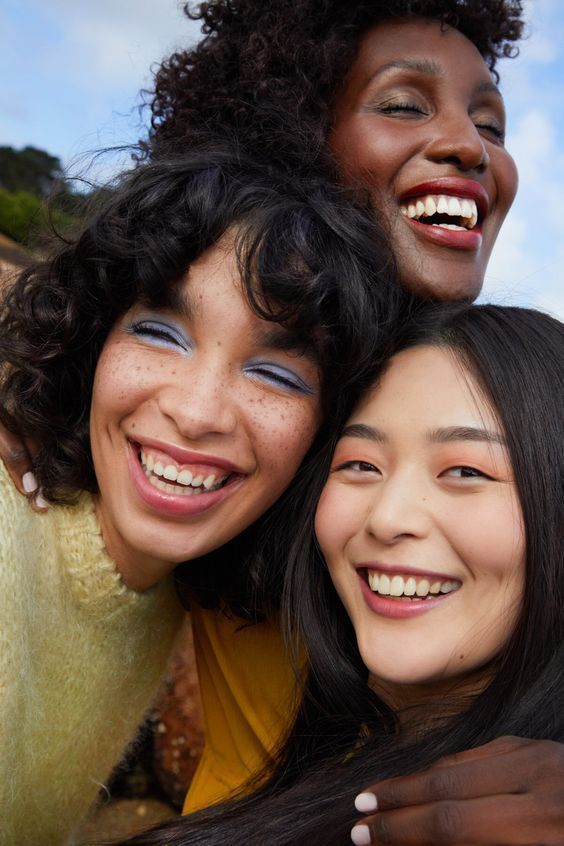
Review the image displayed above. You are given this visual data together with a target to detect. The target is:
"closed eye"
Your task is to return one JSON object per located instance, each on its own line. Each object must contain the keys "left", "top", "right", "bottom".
{"left": 245, "top": 363, "right": 315, "bottom": 396}
{"left": 375, "top": 100, "right": 427, "bottom": 117}
{"left": 474, "top": 121, "right": 505, "bottom": 143}
{"left": 126, "top": 320, "right": 192, "bottom": 353}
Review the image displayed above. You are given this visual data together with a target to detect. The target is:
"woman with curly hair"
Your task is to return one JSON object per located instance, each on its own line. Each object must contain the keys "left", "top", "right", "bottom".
{"left": 147, "top": 0, "right": 523, "bottom": 300}
{"left": 0, "top": 148, "right": 399, "bottom": 845}
{"left": 119, "top": 302, "right": 564, "bottom": 846}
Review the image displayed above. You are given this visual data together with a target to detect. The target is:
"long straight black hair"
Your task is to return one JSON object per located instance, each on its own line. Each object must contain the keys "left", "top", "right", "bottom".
{"left": 118, "top": 303, "right": 564, "bottom": 844}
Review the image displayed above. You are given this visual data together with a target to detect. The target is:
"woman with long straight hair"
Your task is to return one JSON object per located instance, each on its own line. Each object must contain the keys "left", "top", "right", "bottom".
{"left": 118, "top": 302, "right": 564, "bottom": 845}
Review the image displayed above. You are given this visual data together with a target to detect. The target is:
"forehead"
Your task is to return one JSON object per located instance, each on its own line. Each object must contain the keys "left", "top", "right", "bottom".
{"left": 352, "top": 345, "right": 496, "bottom": 430}
{"left": 349, "top": 16, "right": 492, "bottom": 88}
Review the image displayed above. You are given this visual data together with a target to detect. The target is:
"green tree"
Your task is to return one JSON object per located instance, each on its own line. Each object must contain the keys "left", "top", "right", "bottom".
{"left": 0, "top": 145, "right": 64, "bottom": 197}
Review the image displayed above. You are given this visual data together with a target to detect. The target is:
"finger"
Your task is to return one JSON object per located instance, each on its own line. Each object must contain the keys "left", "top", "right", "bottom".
{"left": 32, "top": 490, "right": 49, "bottom": 513}
{"left": 352, "top": 793, "right": 545, "bottom": 846}
{"left": 358, "top": 739, "right": 543, "bottom": 812}
{"left": 423, "top": 736, "right": 534, "bottom": 769}
{"left": 0, "top": 424, "right": 35, "bottom": 493}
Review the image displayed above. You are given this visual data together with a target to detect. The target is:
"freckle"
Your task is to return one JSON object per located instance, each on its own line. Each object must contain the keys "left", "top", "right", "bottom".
{"left": 459, "top": 654, "right": 465, "bottom": 661}
{"left": 131, "top": 423, "right": 136, "bottom": 429}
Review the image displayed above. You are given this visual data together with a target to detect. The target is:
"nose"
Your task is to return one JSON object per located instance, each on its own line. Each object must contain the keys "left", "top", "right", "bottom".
{"left": 157, "top": 366, "right": 238, "bottom": 441}
{"left": 425, "top": 111, "right": 490, "bottom": 173}
{"left": 364, "top": 471, "right": 431, "bottom": 545}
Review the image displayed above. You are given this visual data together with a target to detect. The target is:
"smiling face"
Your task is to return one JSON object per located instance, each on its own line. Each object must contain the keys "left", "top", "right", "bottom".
{"left": 90, "top": 239, "right": 322, "bottom": 591}
{"left": 315, "top": 346, "right": 524, "bottom": 707}
{"left": 328, "top": 17, "right": 518, "bottom": 301}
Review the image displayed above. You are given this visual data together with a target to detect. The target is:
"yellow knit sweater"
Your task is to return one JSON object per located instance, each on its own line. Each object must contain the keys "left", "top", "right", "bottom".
{"left": 0, "top": 461, "right": 184, "bottom": 845}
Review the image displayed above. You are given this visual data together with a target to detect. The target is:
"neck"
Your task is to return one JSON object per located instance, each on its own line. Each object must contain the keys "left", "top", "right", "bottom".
{"left": 369, "top": 667, "right": 493, "bottom": 734}
{"left": 93, "top": 496, "right": 162, "bottom": 592}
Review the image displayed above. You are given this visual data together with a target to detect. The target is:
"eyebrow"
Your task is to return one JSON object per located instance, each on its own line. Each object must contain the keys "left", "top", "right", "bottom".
{"left": 368, "top": 59, "right": 502, "bottom": 98}
{"left": 339, "top": 423, "right": 506, "bottom": 446}
{"left": 252, "top": 326, "right": 319, "bottom": 362}
{"left": 427, "top": 426, "right": 506, "bottom": 446}
{"left": 340, "top": 423, "right": 386, "bottom": 442}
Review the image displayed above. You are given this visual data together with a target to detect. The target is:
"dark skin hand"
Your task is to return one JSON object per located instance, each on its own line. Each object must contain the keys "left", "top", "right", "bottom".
{"left": 0, "top": 421, "right": 46, "bottom": 510}
{"left": 353, "top": 737, "right": 564, "bottom": 845}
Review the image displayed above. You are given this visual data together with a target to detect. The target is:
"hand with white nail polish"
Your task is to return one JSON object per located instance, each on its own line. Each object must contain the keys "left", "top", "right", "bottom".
{"left": 0, "top": 422, "right": 46, "bottom": 510}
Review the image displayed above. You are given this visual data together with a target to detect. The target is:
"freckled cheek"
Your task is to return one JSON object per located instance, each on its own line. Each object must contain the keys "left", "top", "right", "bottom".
{"left": 248, "top": 399, "right": 321, "bottom": 476}
{"left": 92, "top": 350, "right": 162, "bottom": 414}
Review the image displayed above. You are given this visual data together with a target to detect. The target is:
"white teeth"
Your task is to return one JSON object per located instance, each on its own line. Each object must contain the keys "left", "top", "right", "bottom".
{"left": 390, "top": 575, "right": 404, "bottom": 597}
{"left": 163, "top": 464, "right": 178, "bottom": 482}
{"left": 425, "top": 196, "right": 437, "bottom": 216}
{"left": 368, "top": 572, "right": 379, "bottom": 592}
{"left": 400, "top": 194, "right": 479, "bottom": 230}
{"left": 139, "top": 451, "right": 227, "bottom": 493}
{"left": 416, "top": 578, "right": 430, "bottom": 597}
{"left": 447, "top": 197, "right": 461, "bottom": 216}
{"left": 461, "top": 199, "right": 472, "bottom": 218}
{"left": 404, "top": 577, "right": 416, "bottom": 596}
{"left": 367, "top": 571, "right": 459, "bottom": 600}
{"left": 177, "top": 469, "right": 193, "bottom": 486}
{"left": 437, "top": 196, "right": 449, "bottom": 214}
{"left": 379, "top": 574, "right": 391, "bottom": 595}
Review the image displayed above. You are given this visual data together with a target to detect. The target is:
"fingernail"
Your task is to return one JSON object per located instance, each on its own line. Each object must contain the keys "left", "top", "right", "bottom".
{"left": 34, "top": 491, "right": 48, "bottom": 509}
{"left": 355, "top": 792, "right": 378, "bottom": 813}
{"left": 22, "top": 471, "right": 38, "bottom": 494}
{"left": 351, "top": 825, "right": 371, "bottom": 846}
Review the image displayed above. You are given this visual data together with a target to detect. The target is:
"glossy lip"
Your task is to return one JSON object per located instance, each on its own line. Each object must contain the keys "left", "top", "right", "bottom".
{"left": 399, "top": 177, "right": 490, "bottom": 252}
{"left": 127, "top": 440, "right": 247, "bottom": 518}
{"left": 357, "top": 563, "right": 461, "bottom": 620}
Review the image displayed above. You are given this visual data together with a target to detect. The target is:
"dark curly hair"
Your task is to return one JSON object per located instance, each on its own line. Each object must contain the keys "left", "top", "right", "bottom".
{"left": 147, "top": 0, "right": 525, "bottom": 173}
{"left": 0, "top": 148, "right": 402, "bottom": 504}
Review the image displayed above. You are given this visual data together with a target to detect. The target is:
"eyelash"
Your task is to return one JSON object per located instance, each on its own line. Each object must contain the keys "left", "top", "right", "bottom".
{"left": 378, "top": 101, "right": 426, "bottom": 116}
{"left": 443, "top": 465, "right": 494, "bottom": 480}
{"left": 335, "top": 460, "right": 380, "bottom": 473}
{"left": 474, "top": 121, "right": 505, "bottom": 141}
{"left": 246, "top": 364, "right": 314, "bottom": 396}
{"left": 376, "top": 102, "right": 505, "bottom": 141}
{"left": 126, "top": 320, "right": 191, "bottom": 351}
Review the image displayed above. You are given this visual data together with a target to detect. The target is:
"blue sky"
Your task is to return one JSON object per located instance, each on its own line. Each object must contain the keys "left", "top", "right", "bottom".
{"left": 2, "top": 0, "right": 563, "bottom": 318}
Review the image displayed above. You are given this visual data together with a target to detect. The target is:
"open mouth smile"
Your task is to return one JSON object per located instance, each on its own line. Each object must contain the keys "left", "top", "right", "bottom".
{"left": 365, "top": 568, "right": 460, "bottom": 601}
{"left": 358, "top": 566, "right": 461, "bottom": 619}
{"left": 127, "top": 440, "right": 245, "bottom": 517}
{"left": 400, "top": 194, "right": 478, "bottom": 231}
{"left": 139, "top": 449, "right": 231, "bottom": 496}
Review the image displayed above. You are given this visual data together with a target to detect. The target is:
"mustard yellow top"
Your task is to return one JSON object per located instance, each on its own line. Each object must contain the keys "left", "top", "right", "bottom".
{"left": 184, "top": 602, "right": 297, "bottom": 813}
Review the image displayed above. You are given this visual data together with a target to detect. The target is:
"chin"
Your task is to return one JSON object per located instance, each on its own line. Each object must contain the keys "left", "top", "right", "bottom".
{"left": 400, "top": 271, "right": 483, "bottom": 303}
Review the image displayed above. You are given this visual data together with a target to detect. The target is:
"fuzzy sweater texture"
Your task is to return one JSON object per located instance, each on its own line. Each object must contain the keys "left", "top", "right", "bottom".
{"left": 0, "top": 461, "right": 184, "bottom": 845}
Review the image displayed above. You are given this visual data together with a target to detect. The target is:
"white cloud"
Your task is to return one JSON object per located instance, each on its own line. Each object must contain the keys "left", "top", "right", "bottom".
{"left": 483, "top": 0, "right": 564, "bottom": 321}
{"left": 26, "top": 0, "right": 201, "bottom": 91}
